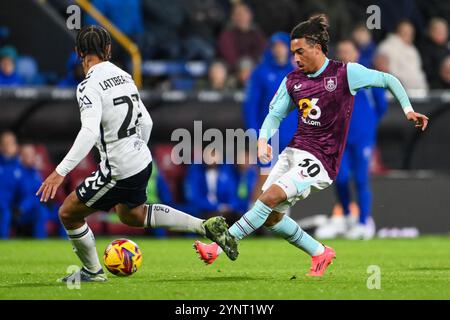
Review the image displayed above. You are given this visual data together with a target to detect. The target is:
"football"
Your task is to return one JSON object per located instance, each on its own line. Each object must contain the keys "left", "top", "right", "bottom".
{"left": 103, "top": 239, "right": 142, "bottom": 276}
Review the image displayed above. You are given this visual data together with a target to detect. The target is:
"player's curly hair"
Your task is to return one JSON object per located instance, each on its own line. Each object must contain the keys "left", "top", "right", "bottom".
{"left": 291, "top": 14, "right": 330, "bottom": 54}
{"left": 75, "top": 25, "right": 111, "bottom": 61}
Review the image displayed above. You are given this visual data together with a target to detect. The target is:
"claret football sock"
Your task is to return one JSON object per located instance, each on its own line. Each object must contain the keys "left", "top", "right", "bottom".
{"left": 228, "top": 200, "right": 272, "bottom": 240}
{"left": 266, "top": 215, "right": 325, "bottom": 256}
{"left": 66, "top": 223, "right": 103, "bottom": 273}
{"left": 144, "top": 204, "right": 205, "bottom": 236}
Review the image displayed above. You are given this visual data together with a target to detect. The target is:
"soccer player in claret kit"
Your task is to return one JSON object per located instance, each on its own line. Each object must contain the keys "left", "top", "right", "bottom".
{"left": 36, "top": 25, "right": 236, "bottom": 282}
{"left": 194, "top": 15, "right": 429, "bottom": 276}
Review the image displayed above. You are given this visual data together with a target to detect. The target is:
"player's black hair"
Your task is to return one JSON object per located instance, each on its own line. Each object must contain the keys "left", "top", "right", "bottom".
{"left": 75, "top": 25, "right": 111, "bottom": 61}
{"left": 291, "top": 14, "right": 330, "bottom": 54}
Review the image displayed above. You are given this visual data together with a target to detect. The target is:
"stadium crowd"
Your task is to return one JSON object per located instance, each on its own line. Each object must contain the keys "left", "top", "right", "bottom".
{"left": 0, "top": 0, "right": 449, "bottom": 238}
{"left": 1, "top": 0, "right": 450, "bottom": 90}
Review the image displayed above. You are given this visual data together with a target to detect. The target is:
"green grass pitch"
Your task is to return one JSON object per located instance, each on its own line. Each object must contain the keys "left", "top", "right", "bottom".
{"left": 0, "top": 237, "right": 449, "bottom": 299}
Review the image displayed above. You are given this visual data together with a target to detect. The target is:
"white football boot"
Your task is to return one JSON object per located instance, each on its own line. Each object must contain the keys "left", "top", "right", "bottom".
{"left": 345, "top": 217, "right": 376, "bottom": 240}
{"left": 315, "top": 215, "right": 347, "bottom": 239}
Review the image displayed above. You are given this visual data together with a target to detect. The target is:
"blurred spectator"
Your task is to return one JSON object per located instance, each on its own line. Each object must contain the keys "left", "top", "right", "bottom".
{"left": 0, "top": 131, "right": 22, "bottom": 238}
{"left": 372, "top": 52, "right": 390, "bottom": 73}
{"left": 181, "top": 0, "right": 228, "bottom": 61}
{"left": 0, "top": 46, "right": 24, "bottom": 86}
{"left": 437, "top": 56, "right": 450, "bottom": 89}
{"left": 352, "top": 23, "right": 376, "bottom": 68}
{"left": 377, "top": 20, "right": 428, "bottom": 95}
{"left": 217, "top": 2, "right": 266, "bottom": 70}
{"left": 419, "top": 18, "right": 450, "bottom": 88}
{"left": 197, "top": 60, "right": 236, "bottom": 91}
{"left": 15, "top": 144, "right": 50, "bottom": 239}
{"left": 57, "top": 52, "right": 84, "bottom": 87}
{"left": 184, "top": 151, "right": 240, "bottom": 223}
{"left": 236, "top": 57, "right": 254, "bottom": 89}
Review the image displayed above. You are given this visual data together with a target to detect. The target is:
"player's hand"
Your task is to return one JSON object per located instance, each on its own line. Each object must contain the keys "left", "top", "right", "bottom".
{"left": 36, "top": 170, "right": 65, "bottom": 202}
{"left": 406, "top": 111, "right": 429, "bottom": 131}
{"left": 257, "top": 139, "right": 273, "bottom": 164}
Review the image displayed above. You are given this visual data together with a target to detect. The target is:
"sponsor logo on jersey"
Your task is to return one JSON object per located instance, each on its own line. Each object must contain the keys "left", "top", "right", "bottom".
{"left": 298, "top": 98, "right": 322, "bottom": 126}
{"left": 78, "top": 95, "right": 93, "bottom": 111}
{"left": 293, "top": 83, "right": 302, "bottom": 92}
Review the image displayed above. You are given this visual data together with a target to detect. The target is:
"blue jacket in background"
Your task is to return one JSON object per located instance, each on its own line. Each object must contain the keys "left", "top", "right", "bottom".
{"left": 347, "top": 87, "right": 388, "bottom": 146}
{"left": 184, "top": 164, "right": 238, "bottom": 216}
{"left": 0, "top": 155, "right": 23, "bottom": 204}
{"left": 243, "top": 32, "right": 297, "bottom": 151}
{"left": 0, "top": 71, "right": 24, "bottom": 86}
{"left": 357, "top": 41, "right": 377, "bottom": 68}
{"left": 0, "top": 155, "right": 23, "bottom": 238}
{"left": 16, "top": 166, "right": 44, "bottom": 212}
{"left": 57, "top": 52, "right": 82, "bottom": 88}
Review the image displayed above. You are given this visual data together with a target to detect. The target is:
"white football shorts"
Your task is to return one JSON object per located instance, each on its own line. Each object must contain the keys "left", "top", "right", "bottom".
{"left": 262, "top": 147, "right": 333, "bottom": 213}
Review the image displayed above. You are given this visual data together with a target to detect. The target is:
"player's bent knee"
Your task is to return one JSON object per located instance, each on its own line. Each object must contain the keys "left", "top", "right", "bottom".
{"left": 57, "top": 206, "right": 67, "bottom": 221}
{"left": 264, "top": 211, "right": 284, "bottom": 227}
{"left": 259, "top": 187, "right": 286, "bottom": 208}
{"left": 58, "top": 206, "right": 78, "bottom": 226}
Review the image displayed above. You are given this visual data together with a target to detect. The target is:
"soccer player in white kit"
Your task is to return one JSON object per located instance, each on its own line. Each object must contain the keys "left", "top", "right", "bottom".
{"left": 36, "top": 25, "right": 237, "bottom": 282}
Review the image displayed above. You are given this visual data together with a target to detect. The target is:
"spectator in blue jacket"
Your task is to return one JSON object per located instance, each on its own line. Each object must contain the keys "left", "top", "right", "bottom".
{"left": 0, "top": 46, "right": 24, "bottom": 86}
{"left": 15, "top": 143, "right": 50, "bottom": 239}
{"left": 242, "top": 31, "right": 297, "bottom": 201}
{"left": 352, "top": 23, "right": 377, "bottom": 68}
{"left": 315, "top": 39, "right": 388, "bottom": 240}
{"left": 57, "top": 52, "right": 84, "bottom": 88}
{"left": 0, "top": 131, "right": 23, "bottom": 238}
{"left": 184, "top": 151, "right": 240, "bottom": 223}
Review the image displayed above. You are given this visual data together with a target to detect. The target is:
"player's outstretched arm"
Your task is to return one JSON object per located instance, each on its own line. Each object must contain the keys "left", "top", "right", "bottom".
{"left": 36, "top": 127, "right": 98, "bottom": 202}
{"left": 347, "top": 62, "right": 429, "bottom": 131}
{"left": 37, "top": 86, "right": 102, "bottom": 202}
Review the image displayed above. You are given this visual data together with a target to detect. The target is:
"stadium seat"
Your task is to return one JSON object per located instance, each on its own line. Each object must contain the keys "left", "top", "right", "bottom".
{"left": 152, "top": 144, "right": 187, "bottom": 202}
{"left": 34, "top": 144, "right": 54, "bottom": 176}
{"left": 15, "top": 56, "right": 45, "bottom": 85}
{"left": 370, "top": 146, "right": 390, "bottom": 175}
